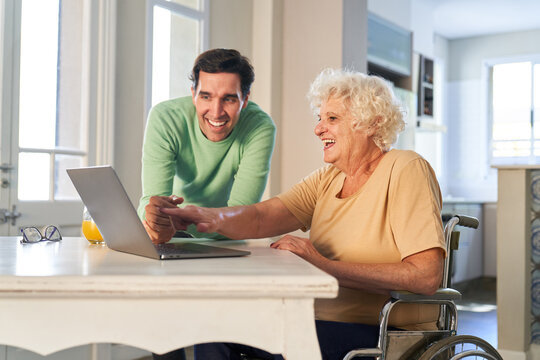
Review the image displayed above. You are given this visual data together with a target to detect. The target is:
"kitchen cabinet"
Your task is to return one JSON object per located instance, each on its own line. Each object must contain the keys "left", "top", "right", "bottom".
{"left": 442, "top": 202, "right": 484, "bottom": 284}
{"left": 366, "top": 12, "right": 412, "bottom": 79}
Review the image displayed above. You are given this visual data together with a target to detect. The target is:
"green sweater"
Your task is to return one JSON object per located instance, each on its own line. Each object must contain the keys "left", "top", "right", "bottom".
{"left": 137, "top": 96, "right": 276, "bottom": 239}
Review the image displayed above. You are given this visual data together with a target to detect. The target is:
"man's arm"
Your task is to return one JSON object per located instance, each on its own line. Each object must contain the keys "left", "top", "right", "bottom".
{"left": 137, "top": 105, "right": 180, "bottom": 243}
{"left": 227, "top": 111, "right": 276, "bottom": 206}
{"left": 137, "top": 106, "right": 179, "bottom": 218}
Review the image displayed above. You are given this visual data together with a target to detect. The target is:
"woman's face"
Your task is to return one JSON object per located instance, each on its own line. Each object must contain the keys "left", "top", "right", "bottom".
{"left": 314, "top": 97, "right": 370, "bottom": 169}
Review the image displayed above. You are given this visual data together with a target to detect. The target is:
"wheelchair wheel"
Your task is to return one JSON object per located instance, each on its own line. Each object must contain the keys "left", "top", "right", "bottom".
{"left": 418, "top": 335, "right": 503, "bottom": 360}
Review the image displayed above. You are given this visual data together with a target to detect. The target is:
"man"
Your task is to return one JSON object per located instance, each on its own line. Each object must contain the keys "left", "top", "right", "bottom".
{"left": 138, "top": 48, "right": 275, "bottom": 244}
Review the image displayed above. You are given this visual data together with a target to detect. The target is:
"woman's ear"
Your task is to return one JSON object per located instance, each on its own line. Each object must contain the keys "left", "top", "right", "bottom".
{"left": 367, "top": 116, "right": 382, "bottom": 136}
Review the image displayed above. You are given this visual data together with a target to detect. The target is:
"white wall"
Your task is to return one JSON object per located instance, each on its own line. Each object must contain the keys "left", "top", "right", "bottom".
{"left": 280, "top": 0, "right": 344, "bottom": 191}
{"left": 368, "top": 0, "right": 411, "bottom": 31}
{"left": 446, "top": 29, "right": 540, "bottom": 200}
{"left": 115, "top": 0, "right": 147, "bottom": 205}
{"left": 343, "top": 0, "right": 368, "bottom": 73}
{"left": 250, "top": 0, "right": 283, "bottom": 197}
{"left": 209, "top": 0, "right": 253, "bottom": 57}
{"left": 434, "top": 34, "right": 449, "bottom": 194}
{"left": 410, "top": 0, "right": 436, "bottom": 56}
{"left": 448, "top": 29, "right": 540, "bottom": 82}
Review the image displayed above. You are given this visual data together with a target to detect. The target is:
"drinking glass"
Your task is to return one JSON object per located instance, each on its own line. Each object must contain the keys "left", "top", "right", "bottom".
{"left": 82, "top": 207, "right": 104, "bottom": 244}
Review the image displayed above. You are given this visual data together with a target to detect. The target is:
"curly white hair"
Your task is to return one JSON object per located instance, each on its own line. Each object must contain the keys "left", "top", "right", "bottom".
{"left": 307, "top": 68, "right": 406, "bottom": 151}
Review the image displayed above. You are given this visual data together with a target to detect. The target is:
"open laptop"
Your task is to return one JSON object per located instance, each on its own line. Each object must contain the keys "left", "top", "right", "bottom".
{"left": 66, "top": 166, "right": 250, "bottom": 260}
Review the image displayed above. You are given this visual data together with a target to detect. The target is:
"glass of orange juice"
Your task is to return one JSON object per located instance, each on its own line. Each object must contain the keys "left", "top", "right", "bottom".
{"left": 82, "top": 207, "right": 104, "bottom": 244}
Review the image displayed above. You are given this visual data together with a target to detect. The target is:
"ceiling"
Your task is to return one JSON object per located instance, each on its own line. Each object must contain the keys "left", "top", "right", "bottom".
{"left": 432, "top": 0, "right": 540, "bottom": 39}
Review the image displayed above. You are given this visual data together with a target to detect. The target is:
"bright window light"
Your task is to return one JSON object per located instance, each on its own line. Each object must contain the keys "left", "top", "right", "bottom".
{"left": 18, "top": 152, "right": 50, "bottom": 200}
{"left": 491, "top": 61, "right": 538, "bottom": 163}
{"left": 18, "top": 0, "right": 59, "bottom": 149}
{"left": 150, "top": 2, "right": 201, "bottom": 108}
{"left": 152, "top": 6, "right": 172, "bottom": 107}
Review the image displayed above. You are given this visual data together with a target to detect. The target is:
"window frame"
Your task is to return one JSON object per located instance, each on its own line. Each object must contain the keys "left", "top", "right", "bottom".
{"left": 1, "top": 0, "right": 117, "bottom": 201}
{"left": 145, "top": 0, "right": 210, "bottom": 116}
{"left": 0, "top": 0, "right": 117, "bottom": 236}
{"left": 486, "top": 54, "right": 540, "bottom": 166}
{"left": 84, "top": 0, "right": 117, "bottom": 167}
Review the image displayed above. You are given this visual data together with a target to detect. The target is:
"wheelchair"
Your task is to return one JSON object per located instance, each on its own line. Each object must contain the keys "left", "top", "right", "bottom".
{"left": 343, "top": 214, "right": 503, "bottom": 360}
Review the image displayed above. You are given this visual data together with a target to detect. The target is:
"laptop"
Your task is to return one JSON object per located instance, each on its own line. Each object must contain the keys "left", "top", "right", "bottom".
{"left": 66, "top": 166, "right": 250, "bottom": 260}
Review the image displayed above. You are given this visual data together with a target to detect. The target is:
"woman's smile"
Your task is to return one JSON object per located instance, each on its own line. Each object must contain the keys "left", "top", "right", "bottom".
{"left": 322, "top": 138, "right": 336, "bottom": 149}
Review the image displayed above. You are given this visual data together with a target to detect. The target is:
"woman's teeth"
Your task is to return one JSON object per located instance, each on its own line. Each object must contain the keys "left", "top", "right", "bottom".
{"left": 323, "top": 139, "right": 335, "bottom": 147}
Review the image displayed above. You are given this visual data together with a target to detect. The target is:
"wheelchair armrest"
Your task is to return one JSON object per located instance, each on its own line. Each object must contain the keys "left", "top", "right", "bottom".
{"left": 390, "top": 288, "right": 462, "bottom": 302}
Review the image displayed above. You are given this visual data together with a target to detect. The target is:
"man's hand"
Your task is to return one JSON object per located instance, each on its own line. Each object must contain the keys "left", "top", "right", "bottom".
{"left": 144, "top": 195, "right": 184, "bottom": 244}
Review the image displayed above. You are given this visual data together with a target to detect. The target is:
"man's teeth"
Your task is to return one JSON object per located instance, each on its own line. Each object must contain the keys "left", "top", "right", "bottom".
{"left": 208, "top": 119, "right": 226, "bottom": 127}
{"left": 323, "top": 139, "right": 335, "bottom": 145}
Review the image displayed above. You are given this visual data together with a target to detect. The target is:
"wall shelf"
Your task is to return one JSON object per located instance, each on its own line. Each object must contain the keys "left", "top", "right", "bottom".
{"left": 417, "top": 55, "right": 434, "bottom": 118}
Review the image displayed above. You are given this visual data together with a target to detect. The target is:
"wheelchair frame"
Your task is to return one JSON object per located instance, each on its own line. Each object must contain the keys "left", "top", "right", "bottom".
{"left": 343, "top": 215, "right": 503, "bottom": 360}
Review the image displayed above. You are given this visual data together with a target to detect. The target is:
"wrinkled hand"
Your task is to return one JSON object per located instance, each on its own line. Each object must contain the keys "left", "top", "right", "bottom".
{"left": 143, "top": 195, "right": 184, "bottom": 244}
{"left": 270, "top": 235, "right": 327, "bottom": 267}
{"left": 160, "top": 205, "right": 219, "bottom": 234}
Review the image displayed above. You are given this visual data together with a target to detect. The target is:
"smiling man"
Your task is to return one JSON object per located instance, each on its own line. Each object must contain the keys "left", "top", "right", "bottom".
{"left": 138, "top": 49, "right": 276, "bottom": 244}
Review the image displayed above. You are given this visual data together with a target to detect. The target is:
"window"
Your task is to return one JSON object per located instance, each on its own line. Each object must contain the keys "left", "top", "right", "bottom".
{"left": 490, "top": 59, "right": 540, "bottom": 164}
{"left": 147, "top": 0, "right": 209, "bottom": 109}
{"left": 2, "top": 0, "right": 114, "bottom": 202}
{"left": 17, "top": 0, "right": 85, "bottom": 201}
{"left": 1, "top": 0, "right": 115, "bottom": 236}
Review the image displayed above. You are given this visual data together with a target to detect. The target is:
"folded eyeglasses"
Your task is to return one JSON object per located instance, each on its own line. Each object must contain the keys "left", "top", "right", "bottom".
{"left": 20, "top": 225, "right": 62, "bottom": 243}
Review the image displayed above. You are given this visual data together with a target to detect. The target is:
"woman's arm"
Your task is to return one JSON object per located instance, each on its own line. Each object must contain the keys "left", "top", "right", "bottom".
{"left": 271, "top": 236, "right": 444, "bottom": 295}
{"left": 326, "top": 247, "right": 444, "bottom": 295}
{"left": 160, "top": 197, "right": 304, "bottom": 240}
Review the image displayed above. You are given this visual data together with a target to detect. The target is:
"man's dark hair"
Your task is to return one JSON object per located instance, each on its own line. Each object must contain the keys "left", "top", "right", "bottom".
{"left": 190, "top": 48, "right": 254, "bottom": 98}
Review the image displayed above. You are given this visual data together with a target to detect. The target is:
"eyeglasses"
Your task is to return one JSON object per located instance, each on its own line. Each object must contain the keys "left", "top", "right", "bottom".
{"left": 20, "top": 225, "right": 62, "bottom": 243}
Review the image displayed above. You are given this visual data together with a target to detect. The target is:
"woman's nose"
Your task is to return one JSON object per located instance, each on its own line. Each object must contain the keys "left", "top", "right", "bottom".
{"left": 314, "top": 121, "right": 325, "bottom": 136}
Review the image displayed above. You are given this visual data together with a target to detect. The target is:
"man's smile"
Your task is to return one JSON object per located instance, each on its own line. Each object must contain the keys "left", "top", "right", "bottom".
{"left": 207, "top": 117, "right": 228, "bottom": 128}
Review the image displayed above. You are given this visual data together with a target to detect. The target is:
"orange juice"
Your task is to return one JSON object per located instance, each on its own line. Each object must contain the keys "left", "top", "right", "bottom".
{"left": 82, "top": 220, "right": 104, "bottom": 244}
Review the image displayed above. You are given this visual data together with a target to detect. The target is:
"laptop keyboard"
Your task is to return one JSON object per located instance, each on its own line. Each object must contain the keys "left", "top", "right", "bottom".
{"left": 155, "top": 242, "right": 203, "bottom": 255}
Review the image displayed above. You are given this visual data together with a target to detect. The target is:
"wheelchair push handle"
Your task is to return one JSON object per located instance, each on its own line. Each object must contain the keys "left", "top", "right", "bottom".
{"left": 455, "top": 215, "right": 479, "bottom": 229}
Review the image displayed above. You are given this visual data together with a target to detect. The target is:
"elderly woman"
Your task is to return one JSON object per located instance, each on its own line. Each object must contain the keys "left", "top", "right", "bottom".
{"left": 158, "top": 68, "right": 445, "bottom": 360}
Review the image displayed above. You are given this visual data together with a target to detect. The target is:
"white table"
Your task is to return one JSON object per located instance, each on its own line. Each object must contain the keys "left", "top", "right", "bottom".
{"left": 0, "top": 237, "right": 338, "bottom": 359}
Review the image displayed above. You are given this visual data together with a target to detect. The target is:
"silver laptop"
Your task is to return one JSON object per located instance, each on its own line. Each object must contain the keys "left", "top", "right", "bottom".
{"left": 66, "top": 166, "right": 250, "bottom": 260}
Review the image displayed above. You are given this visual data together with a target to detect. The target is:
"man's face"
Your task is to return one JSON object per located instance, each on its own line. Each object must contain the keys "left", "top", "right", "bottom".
{"left": 191, "top": 71, "right": 248, "bottom": 142}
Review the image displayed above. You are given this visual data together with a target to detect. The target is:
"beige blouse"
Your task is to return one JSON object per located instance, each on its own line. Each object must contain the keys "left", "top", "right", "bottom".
{"left": 277, "top": 149, "right": 445, "bottom": 329}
